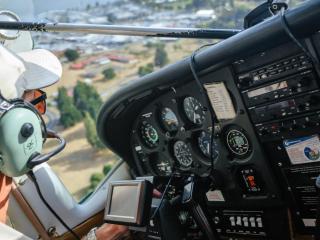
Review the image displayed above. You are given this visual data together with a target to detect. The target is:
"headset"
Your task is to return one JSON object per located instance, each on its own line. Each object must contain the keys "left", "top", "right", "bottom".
{"left": 0, "top": 92, "right": 65, "bottom": 177}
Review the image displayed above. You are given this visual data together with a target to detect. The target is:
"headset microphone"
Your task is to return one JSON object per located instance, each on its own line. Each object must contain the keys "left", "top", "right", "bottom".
{"left": 0, "top": 92, "right": 65, "bottom": 177}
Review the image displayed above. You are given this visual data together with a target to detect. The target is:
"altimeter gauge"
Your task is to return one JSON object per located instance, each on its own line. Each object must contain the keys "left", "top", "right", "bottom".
{"left": 183, "top": 97, "right": 206, "bottom": 125}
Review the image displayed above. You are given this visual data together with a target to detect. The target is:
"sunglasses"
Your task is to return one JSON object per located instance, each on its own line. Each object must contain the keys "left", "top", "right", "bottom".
{"left": 30, "top": 90, "right": 47, "bottom": 114}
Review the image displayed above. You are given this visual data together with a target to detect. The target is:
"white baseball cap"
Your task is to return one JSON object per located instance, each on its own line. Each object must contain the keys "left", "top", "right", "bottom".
{"left": 0, "top": 45, "right": 62, "bottom": 100}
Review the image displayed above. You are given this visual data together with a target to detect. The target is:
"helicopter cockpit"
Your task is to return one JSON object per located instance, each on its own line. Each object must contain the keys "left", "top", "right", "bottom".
{"left": 2, "top": 0, "right": 320, "bottom": 240}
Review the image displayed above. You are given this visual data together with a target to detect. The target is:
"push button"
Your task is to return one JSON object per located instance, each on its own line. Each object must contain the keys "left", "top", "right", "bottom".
{"left": 249, "top": 217, "right": 256, "bottom": 227}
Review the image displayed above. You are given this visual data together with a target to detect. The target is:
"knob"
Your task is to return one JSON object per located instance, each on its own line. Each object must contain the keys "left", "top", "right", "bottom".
{"left": 20, "top": 123, "right": 34, "bottom": 138}
{"left": 239, "top": 77, "right": 252, "bottom": 87}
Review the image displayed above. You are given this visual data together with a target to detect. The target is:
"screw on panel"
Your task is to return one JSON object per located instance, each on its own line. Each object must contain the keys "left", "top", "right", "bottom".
{"left": 47, "top": 227, "right": 58, "bottom": 237}
{"left": 287, "top": 187, "right": 292, "bottom": 191}
{"left": 278, "top": 162, "right": 282, "bottom": 167}
{"left": 18, "top": 178, "right": 27, "bottom": 186}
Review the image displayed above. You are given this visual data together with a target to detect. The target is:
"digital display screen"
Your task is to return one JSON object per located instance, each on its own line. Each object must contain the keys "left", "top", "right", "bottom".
{"left": 108, "top": 185, "right": 139, "bottom": 219}
{"left": 234, "top": 136, "right": 245, "bottom": 146}
{"left": 255, "top": 99, "right": 295, "bottom": 115}
{"left": 105, "top": 180, "right": 152, "bottom": 226}
{"left": 247, "top": 81, "right": 288, "bottom": 98}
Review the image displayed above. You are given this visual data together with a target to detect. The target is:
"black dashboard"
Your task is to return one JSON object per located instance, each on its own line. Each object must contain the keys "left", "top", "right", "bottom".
{"left": 97, "top": 1, "right": 320, "bottom": 239}
{"left": 131, "top": 82, "right": 215, "bottom": 177}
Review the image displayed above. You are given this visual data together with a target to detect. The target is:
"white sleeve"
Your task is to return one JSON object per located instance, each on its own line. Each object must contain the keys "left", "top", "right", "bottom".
{"left": 0, "top": 223, "right": 32, "bottom": 240}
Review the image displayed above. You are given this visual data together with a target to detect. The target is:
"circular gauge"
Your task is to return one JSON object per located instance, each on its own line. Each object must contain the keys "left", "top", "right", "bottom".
{"left": 151, "top": 153, "right": 173, "bottom": 176}
{"left": 140, "top": 121, "right": 159, "bottom": 148}
{"left": 183, "top": 97, "right": 206, "bottom": 125}
{"left": 160, "top": 107, "right": 179, "bottom": 132}
{"left": 198, "top": 130, "right": 219, "bottom": 159}
{"left": 173, "top": 140, "right": 193, "bottom": 168}
{"left": 226, "top": 128, "right": 251, "bottom": 157}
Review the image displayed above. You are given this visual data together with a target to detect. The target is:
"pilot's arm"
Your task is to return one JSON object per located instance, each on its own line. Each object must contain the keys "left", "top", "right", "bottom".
{"left": 0, "top": 173, "right": 12, "bottom": 223}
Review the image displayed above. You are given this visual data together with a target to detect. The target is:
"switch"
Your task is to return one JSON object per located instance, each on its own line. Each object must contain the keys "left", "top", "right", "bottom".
{"left": 236, "top": 216, "right": 242, "bottom": 226}
{"left": 150, "top": 220, "right": 155, "bottom": 227}
{"left": 243, "top": 217, "right": 249, "bottom": 227}
{"left": 249, "top": 217, "right": 256, "bottom": 227}
{"left": 229, "top": 216, "right": 235, "bottom": 226}
{"left": 256, "top": 217, "right": 263, "bottom": 228}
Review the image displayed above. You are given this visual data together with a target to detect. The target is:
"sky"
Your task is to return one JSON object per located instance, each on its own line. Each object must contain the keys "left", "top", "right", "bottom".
{"left": 0, "top": 0, "right": 115, "bottom": 19}
{"left": 33, "top": 0, "right": 117, "bottom": 13}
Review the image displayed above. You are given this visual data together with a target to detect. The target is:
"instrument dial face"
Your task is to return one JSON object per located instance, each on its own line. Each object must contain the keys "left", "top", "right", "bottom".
{"left": 152, "top": 156, "right": 172, "bottom": 176}
{"left": 140, "top": 121, "right": 159, "bottom": 148}
{"left": 183, "top": 97, "right": 206, "bottom": 125}
{"left": 198, "top": 130, "right": 219, "bottom": 159}
{"left": 173, "top": 140, "right": 193, "bottom": 168}
{"left": 160, "top": 107, "right": 179, "bottom": 132}
{"left": 226, "top": 129, "right": 250, "bottom": 157}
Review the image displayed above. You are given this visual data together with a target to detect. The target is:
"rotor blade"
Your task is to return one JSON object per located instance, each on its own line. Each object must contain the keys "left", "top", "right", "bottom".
{"left": 0, "top": 21, "right": 241, "bottom": 39}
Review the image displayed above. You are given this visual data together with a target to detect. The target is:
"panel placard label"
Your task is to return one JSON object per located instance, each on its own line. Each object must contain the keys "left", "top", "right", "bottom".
{"left": 204, "top": 82, "right": 236, "bottom": 120}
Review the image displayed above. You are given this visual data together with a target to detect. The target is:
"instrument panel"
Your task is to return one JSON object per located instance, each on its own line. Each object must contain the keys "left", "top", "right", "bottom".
{"left": 131, "top": 84, "right": 219, "bottom": 177}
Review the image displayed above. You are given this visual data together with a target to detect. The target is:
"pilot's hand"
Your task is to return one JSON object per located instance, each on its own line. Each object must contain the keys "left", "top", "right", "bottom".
{"left": 95, "top": 223, "right": 130, "bottom": 240}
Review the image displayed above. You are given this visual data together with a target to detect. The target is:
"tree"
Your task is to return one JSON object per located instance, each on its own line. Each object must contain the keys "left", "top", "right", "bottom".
{"left": 64, "top": 49, "right": 79, "bottom": 62}
{"left": 57, "top": 87, "right": 82, "bottom": 128}
{"left": 103, "top": 163, "right": 113, "bottom": 175}
{"left": 89, "top": 172, "right": 104, "bottom": 190}
{"left": 154, "top": 44, "right": 168, "bottom": 67}
{"left": 84, "top": 112, "right": 104, "bottom": 149}
{"left": 102, "top": 68, "right": 116, "bottom": 80}
{"left": 73, "top": 81, "right": 103, "bottom": 119}
{"left": 138, "top": 63, "right": 154, "bottom": 76}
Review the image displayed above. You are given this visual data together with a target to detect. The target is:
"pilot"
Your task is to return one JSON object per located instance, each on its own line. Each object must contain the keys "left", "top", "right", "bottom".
{"left": 0, "top": 44, "right": 129, "bottom": 239}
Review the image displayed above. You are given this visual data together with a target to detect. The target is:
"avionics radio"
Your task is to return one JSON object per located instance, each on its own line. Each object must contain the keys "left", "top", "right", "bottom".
{"left": 237, "top": 53, "right": 320, "bottom": 141}
{"left": 242, "top": 70, "right": 318, "bottom": 107}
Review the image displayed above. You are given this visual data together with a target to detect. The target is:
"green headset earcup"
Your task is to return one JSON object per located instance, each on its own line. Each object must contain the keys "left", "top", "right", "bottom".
{"left": 0, "top": 107, "right": 43, "bottom": 177}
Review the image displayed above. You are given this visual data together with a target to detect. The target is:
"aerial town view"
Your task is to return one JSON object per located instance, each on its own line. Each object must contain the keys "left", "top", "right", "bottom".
{"left": 3, "top": 0, "right": 320, "bottom": 240}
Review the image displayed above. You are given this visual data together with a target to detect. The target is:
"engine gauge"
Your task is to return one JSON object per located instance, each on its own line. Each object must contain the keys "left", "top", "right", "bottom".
{"left": 183, "top": 97, "right": 206, "bottom": 125}
{"left": 225, "top": 127, "right": 251, "bottom": 157}
{"left": 140, "top": 121, "right": 159, "bottom": 148}
{"left": 151, "top": 153, "right": 173, "bottom": 176}
{"left": 198, "top": 130, "right": 219, "bottom": 159}
{"left": 160, "top": 107, "right": 179, "bottom": 132}
{"left": 173, "top": 140, "right": 193, "bottom": 168}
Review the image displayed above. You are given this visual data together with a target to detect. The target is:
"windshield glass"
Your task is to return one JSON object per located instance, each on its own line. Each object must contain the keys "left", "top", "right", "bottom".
{"left": 0, "top": 0, "right": 306, "bottom": 200}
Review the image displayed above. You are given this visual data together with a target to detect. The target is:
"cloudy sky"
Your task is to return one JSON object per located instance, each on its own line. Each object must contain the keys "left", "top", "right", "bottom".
{"left": 0, "top": 0, "right": 115, "bottom": 19}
